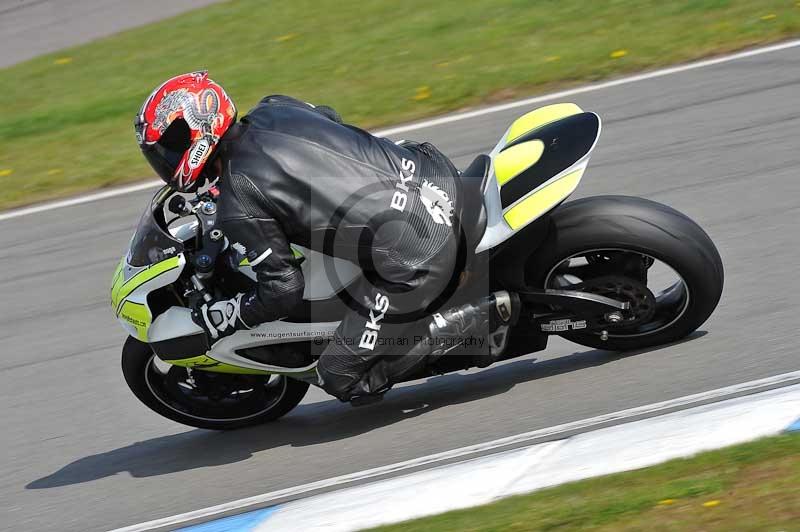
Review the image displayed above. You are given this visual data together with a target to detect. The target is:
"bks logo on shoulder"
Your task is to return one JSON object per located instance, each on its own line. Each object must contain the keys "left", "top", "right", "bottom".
{"left": 389, "top": 158, "right": 454, "bottom": 226}
{"left": 390, "top": 158, "right": 416, "bottom": 213}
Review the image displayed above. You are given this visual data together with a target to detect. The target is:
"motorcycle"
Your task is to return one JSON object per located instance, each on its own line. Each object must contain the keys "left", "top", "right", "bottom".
{"left": 112, "top": 103, "right": 724, "bottom": 429}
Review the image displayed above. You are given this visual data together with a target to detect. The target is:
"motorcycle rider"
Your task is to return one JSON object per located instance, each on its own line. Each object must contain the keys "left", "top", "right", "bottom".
{"left": 135, "top": 71, "right": 518, "bottom": 402}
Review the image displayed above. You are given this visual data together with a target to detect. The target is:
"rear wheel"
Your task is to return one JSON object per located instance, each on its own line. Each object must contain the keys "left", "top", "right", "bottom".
{"left": 526, "top": 196, "right": 723, "bottom": 351}
{"left": 122, "top": 337, "right": 310, "bottom": 430}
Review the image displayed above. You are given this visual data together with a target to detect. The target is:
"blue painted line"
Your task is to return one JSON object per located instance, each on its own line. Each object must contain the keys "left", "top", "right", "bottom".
{"left": 176, "top": 506, "right": 278, "bottom": 532}
{"left": 787, "top": 417, "right": 800, "bottom": 433}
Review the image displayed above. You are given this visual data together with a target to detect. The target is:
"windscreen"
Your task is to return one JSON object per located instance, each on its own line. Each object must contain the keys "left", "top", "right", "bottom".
{"left": 127, "top": 192, "right": 184, "bottom": 267}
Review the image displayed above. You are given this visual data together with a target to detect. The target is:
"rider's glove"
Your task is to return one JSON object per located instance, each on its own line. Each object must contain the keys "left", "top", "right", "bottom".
{"left": 191, "top": 294, "right": 247, "bottom": 341}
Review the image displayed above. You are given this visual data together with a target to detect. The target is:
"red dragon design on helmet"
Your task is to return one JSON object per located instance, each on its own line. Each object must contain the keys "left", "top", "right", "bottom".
{"left": 135, "top": 71, "right": 237, "bottom": 191}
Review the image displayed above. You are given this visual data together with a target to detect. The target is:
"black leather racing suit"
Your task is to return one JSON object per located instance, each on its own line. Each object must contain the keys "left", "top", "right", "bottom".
{"left": 214, "top": 96, "right": 461, "bottom": 400}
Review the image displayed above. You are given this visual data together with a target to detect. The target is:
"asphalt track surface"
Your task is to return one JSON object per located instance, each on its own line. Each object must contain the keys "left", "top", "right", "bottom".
{"left": 0, "top": 0, "right": 220, "bottom": 68}
{"left": 1, "top": 45, "right": 799, "bottom": 531}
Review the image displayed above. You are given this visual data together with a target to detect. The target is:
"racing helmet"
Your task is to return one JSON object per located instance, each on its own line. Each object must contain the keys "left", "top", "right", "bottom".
{"left": 134, "top": 71, "right": 237, "bottom": 191}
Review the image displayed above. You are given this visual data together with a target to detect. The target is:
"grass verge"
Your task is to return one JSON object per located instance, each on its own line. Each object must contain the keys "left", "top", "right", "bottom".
{"left": 2, "top": 0, "right": 800, "bottom": 209}
{"left": 367, "top": 432, "right": 800, "bottom": 532}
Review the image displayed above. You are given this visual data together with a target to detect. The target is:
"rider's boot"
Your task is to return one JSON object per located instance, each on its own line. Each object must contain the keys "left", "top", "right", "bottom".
{"left": 347, "top": 291, "right": 520, "bottom": 406}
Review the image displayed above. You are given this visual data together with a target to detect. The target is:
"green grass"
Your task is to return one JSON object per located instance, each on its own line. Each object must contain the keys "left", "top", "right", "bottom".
{"left": 367, "top": 432, "right": 800, "bottom": 532}
{"left": 1, "top": 0, "right": 800, "bottom": 209}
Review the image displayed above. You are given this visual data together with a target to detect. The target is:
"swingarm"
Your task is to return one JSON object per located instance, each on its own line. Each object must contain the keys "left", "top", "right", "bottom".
{"left": 518, "top": 289, "right": 630, "bottom": 334}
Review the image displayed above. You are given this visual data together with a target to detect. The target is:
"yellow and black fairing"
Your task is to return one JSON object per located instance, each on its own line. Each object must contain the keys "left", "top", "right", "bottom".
{"left": 476, "top": 103, "right": 601, "bottom": 252}
{"left": 110, "top": 254, "right": 186, "bottom": 341}
{"left": 111, "top": 187, "right": 194, "bottom": 343}
{"left": 111, "top": 187, "right": 333, "bottom": 376}
{"left": 110, "top": 187, "right": 225, "bottom": 365}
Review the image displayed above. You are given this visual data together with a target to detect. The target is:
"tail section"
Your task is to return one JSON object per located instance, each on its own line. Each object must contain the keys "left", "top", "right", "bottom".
{"left": 476, "top": 103, "right": 601, "bottom": 252}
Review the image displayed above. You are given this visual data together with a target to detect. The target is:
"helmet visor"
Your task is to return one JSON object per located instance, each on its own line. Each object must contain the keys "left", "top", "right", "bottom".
{"left": 142, "top": 142, "right": 183, "bottom": 184}
{"left": 138, "top": 117, "right": 192, "bottom": 185}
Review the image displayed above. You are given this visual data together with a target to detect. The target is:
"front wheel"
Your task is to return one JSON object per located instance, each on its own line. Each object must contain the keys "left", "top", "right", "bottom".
{"left": 122, "top": 337, "right": 310, "bottom": 430}
{"left": 526, "top": 195, "right": 724, "bottom": 351}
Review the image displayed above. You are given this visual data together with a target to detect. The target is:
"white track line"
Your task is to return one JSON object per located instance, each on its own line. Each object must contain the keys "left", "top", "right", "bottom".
{"left": 3, "top": 38, "right": 800, "bottom": 224}
{"left": 0, "top": 181, "right": 162, "bottom": 222}
{"left": 111, "top": 370, "right": 800, "bottom": 532}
